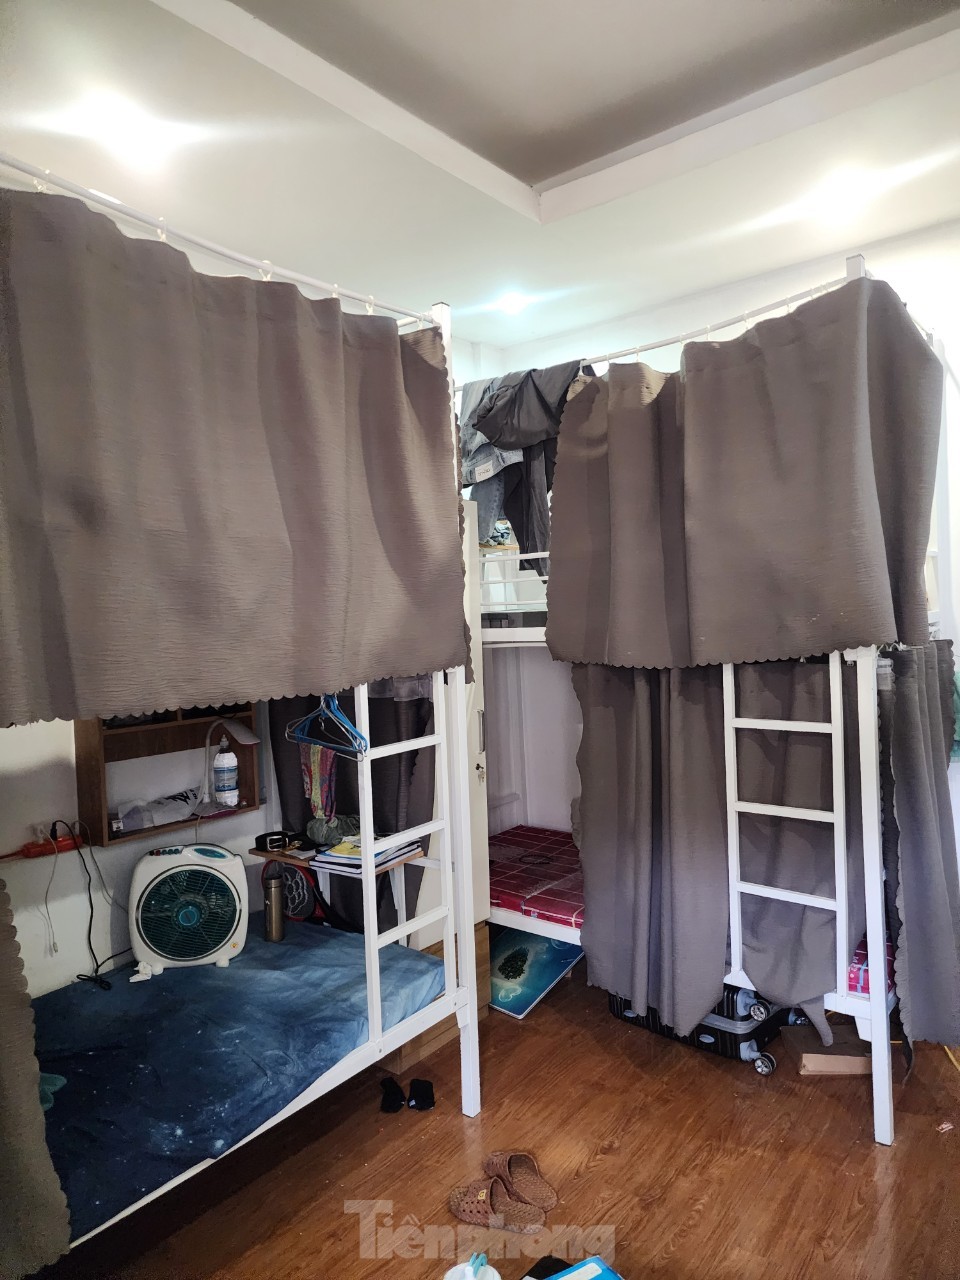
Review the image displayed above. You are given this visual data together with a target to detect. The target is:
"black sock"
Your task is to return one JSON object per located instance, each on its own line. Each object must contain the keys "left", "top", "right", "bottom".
{"left": 379, "top": 1077, "right": 406, "bottom": 1113}
{"left": 407, "top": 1078, "right": 435, "bottom": 1111}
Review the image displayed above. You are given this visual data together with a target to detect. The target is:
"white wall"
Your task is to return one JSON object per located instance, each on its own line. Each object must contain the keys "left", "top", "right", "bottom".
{"left": 500, "top": 220, "right": 960, "bottom": 374}
{"left": 0, "top": 717, "right": 279, "bottom": 997}
{"left": 483, "top": 647, "right": 581, "bottom": 836}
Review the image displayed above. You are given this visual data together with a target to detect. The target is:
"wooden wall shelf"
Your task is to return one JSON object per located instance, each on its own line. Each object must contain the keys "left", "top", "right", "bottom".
{"left": 75, "top": 705, "right": 261, "bottom": 846}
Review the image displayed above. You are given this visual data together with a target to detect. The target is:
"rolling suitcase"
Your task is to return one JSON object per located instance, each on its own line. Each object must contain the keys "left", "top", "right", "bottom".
{"left": 609, "top": 982, "right": 801, "bottom": 1075}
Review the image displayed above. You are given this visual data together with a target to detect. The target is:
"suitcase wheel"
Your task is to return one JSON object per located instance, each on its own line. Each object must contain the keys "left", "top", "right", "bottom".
{"left": 753, "top": 1051, "right": 777, "bottom": 1076}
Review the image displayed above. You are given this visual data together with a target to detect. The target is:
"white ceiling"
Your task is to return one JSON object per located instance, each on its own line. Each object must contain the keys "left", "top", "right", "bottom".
{"left": 232, "top": 0, "right": 960, "bottom": 184}
{"left": 1, "top": 0, "right": 959, "bottom": 352}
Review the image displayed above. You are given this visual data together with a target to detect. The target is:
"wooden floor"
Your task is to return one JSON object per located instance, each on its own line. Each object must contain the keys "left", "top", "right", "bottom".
{"left": 41, "top": 966, "right": 960, "bottom": 1280}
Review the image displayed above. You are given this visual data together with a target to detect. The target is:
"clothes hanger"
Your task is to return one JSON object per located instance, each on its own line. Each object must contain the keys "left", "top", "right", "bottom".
{"left": 285, "top": 695, "right": 368, "bottom": 759}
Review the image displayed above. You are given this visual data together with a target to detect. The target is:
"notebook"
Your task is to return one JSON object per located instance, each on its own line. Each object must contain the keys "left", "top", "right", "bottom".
{"left": 536, "top": 1261, "right": 623, "bottom": 1280}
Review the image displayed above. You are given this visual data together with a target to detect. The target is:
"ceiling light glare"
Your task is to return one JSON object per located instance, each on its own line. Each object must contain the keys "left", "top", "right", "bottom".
{"left": 494, "top": 291, "right": 534, "bottom": 316}
{"left": 742, "top": 150, "right": 960, "bottom": 234}
{"left": 28, "top": 90, "right": 212, "bottom": 174}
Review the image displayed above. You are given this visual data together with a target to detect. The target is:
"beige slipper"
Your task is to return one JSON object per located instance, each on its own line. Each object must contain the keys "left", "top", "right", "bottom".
{"left": 448, "top": 1176, "right": 546, "bottom": 1234}
{"left": 481, "top": 1151, "right": 558, "bottom": 1212}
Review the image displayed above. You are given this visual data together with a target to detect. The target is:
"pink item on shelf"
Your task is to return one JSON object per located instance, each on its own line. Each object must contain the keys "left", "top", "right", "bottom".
{"left": 847, "top": 935, "right": 895, "bottom": 995}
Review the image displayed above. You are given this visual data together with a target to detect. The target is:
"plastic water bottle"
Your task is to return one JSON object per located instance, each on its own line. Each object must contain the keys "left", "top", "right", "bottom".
{"left": 213, "top": 737, "right": 239, "bottom": 808}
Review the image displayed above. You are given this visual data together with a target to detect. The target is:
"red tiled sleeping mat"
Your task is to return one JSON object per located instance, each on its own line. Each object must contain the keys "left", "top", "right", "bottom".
{"left": 488, "top": 825, "right": 584, "bottom": 929}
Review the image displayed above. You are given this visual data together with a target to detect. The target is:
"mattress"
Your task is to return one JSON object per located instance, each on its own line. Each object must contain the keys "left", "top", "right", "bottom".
{"left": 488, "top": 825, "right": 584, "bottom": 929}
{"left": 32, "top": 918, "right": 445, "bottom": 1240}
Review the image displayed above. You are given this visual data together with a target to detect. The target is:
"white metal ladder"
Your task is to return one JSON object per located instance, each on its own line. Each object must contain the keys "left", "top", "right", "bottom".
{"left": 723, "top": 646, "right": 895, "bottom": 1145}
{"left": 345, "top": 667, "right": 481, "bottom": 1117}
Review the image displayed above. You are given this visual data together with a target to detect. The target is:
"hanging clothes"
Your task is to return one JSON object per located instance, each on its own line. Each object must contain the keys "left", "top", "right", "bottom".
{"left": 469, "top": 362, "right": 582, "bottom": 451}
{"left": 299, "top": 744, "right": 337, "bottom": 819}
{"left": 500, "top": 438, "right": 556, "bottom": 568}
{"left": 460, "top": 363, "right": 581, "bottom": 557}
{"left": 460, "top": 377, "right": 523, "bottom": 544}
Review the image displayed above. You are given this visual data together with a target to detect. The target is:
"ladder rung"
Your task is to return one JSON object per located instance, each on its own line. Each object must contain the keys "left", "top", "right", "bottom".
{"left": 735, "top": 800, "right": 834, "bottom": 823}
{"left": 738, "top": 881, "right": 837, "bottom": 910}
{"left": 367, "top": 733, "right": 440, "bottom": 760}
{"left": 378, "top": 903, "right": 447, "bottom": 947}
{"left": 372, "top": 818, "right": 445, "bottom": 855}
{"left": 732, "top": 717, "right": 832, "bottom": 734}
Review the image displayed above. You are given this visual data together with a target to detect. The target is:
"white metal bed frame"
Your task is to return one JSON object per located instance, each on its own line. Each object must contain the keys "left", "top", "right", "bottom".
{"left": 76, "top": 665, "right": 482, "bottom": 1245}
{"left": 0, "top": 155, "right": 483, "bottom": 1246}
{"left": 480, "top": 548, "right": 550, "bottom": 647}
{"left": 476, "top": 252, "right": 948, "bottom": 1145}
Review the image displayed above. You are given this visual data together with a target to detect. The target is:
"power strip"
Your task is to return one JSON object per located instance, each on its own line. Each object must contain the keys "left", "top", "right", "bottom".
{"left": 14, "top": 833, "right": 81, "bottom": 859}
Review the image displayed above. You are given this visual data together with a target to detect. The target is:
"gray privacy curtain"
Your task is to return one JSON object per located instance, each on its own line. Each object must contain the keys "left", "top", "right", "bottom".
{"left": 0, "top": 190, "right": 468, "bottom": 1275}
{"left": 572, "top": 663, "right": 728, "bottom": 1038}
{"left": 0, "top": 189, "right": 468, "bottom": 726}
{"left": 0, "top": 880, "right": 71, "bottom": 1277}
{"left": 548, "top": 278, "right": 942, "bottom": 668}
{"left": 573, "top": 659, "right": 866, "bottom": 1040}
{"left": 880, "top": 643, "right": 960, "bottom": 1046}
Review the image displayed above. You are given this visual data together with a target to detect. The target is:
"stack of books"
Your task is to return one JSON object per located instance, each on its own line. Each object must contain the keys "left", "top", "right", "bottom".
{"left": 309, "top": 837, "right": 422, "bottom": 878}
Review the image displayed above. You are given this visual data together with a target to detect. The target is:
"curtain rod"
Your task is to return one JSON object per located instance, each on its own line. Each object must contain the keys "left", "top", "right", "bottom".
{"left": 581, "top": 275, "right": 850, "bottom": 368}
{"left": 453, "top": 273, "right": 848, "bottom": 391}
{"left": 0, "top": 152, "right": 434, "bottom": 324}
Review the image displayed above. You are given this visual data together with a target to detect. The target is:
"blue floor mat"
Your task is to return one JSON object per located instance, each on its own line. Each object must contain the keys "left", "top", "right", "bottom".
{"left": 32, "top": 918, "right": 444, "bottom": 1239}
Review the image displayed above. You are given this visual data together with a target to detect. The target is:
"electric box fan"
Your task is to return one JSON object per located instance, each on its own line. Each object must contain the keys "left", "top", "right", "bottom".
{"left": 129, "top": 845, "right": 248, "bottom": 981}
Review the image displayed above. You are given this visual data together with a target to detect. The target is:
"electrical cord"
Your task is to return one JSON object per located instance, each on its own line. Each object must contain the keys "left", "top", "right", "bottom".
{"left": 46, "top": 819, "right": 132, "bottom": 990}
{"left": 74, "top": 842, "right": 110, "bottom": 988}
{"left": 74, "top": 843, "right": 132, "bottom": 990}
{"left": 70, "top": 820, "right": 127, "bottom": 914}
{"left": 42, "top": 832, "right": 60, "bottom": 955}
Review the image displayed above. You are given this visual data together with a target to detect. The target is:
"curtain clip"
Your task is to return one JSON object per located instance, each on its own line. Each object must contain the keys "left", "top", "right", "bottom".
{"left": 259, "top": 260, "right": 272, "bottom": 282}
{"left": 156, "top": 217, "right": 167, "bottom": 243}
{"left": 366, "top": 295, "right": 375, "bottom": 315}
{"left": 33, "top": 169, "right": 51, "bottom": 194}
{"left": 331, "top": 283, "right": 340, "bottom": 300}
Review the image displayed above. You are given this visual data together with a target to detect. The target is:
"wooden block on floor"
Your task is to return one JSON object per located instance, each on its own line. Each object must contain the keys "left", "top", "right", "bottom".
{"left": 382, "top": 920, "right": 490, "bottom": 1075}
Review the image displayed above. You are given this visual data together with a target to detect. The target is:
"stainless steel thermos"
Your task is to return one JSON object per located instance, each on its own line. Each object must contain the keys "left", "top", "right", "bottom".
{"left": 264, "top": 874, "right": 285, "bottom": 943}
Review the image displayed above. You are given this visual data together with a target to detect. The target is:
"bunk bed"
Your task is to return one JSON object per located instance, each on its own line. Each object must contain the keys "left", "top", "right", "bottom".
{"left": 1, "top": 156, "right": 482, "bottom": 1253}
{"left": 472, "top": 254, "right": 950, "bottom": 1146}
{"left": 29, "top": 668, "right": 480, "bottom": 1246}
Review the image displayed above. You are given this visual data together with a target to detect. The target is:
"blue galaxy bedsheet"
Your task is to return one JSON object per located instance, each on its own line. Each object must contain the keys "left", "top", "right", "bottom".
{"left": 32, "top": 918, "right": 445, "bottom": 1240}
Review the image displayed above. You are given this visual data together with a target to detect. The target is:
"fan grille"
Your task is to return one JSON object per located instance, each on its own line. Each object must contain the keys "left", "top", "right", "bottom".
{"left": 138, "top": 866, "right": 240, "bottom": 961}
